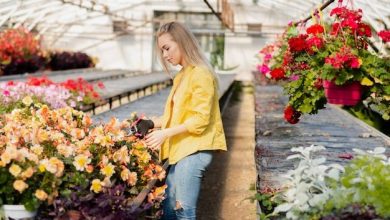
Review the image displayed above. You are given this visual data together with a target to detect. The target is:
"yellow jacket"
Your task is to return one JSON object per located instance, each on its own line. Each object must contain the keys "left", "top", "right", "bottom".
{"left": 160, "top": 65, "right": 227, "bottom": 164}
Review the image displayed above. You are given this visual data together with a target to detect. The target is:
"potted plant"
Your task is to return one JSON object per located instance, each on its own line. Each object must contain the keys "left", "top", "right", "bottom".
{"left": 0, "top": 98, "right": 166, "bottom": 219}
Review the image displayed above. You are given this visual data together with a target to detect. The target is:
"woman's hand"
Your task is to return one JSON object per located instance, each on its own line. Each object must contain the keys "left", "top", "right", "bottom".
{"left": 145, "top": 129, "right": 169, "bottom": 150}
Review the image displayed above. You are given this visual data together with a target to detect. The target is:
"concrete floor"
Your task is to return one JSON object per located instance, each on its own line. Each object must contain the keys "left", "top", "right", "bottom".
{"left": 197, "top": 82, "right": 257, "bottom": 220}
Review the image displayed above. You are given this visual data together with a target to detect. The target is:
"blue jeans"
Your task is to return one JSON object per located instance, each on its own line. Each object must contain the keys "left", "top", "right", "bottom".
{"left": 161, "top": 151, "right": 213, "bottom": 220}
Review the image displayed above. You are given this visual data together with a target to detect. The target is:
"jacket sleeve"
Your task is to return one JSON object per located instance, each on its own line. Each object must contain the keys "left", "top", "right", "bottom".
{"left": 184, "top": 69, "right": 215, "bottom": 135}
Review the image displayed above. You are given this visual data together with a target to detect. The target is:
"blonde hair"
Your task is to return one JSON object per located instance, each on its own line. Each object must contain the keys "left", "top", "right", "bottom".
{"left": 156, "top": 21, "right": 220, "bottom": 89}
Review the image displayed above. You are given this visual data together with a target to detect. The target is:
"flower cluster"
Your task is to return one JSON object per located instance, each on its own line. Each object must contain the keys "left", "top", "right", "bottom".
{"left": 283, "top": 105, "right": 301, "bottom": 124}
{"left": 0, "top": 100, "right": 166, "bottom": 218}
{"left": 378, "top": 30, "right": 390, "bottom": 43}
{"left": 0, "top": 76, "right": 104, "bottom": 113}
{"left": 256, "top": 0, "right": 390, "bottom": 124}
{"left": 0, "top": 27, "right": 46, "bottom": 76}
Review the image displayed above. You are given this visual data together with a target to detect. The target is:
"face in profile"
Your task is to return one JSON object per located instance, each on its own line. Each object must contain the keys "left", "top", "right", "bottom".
{"left": 158, "top": 33, "right": 183, "bottom": 66}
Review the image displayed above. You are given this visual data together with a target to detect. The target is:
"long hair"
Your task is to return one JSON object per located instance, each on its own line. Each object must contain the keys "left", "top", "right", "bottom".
{"left": 156, "top": 21, "right": 220, "bottom": 89}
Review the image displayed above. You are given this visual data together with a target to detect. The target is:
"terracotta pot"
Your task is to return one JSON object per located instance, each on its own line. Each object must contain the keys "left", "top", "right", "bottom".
{"left": 323, "top": 80, "right": 362, "bottom": 106}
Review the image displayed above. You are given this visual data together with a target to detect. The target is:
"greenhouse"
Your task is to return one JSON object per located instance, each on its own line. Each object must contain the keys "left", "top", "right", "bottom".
{"left": 0, "top": 0, "right": 389, "bottom": 219}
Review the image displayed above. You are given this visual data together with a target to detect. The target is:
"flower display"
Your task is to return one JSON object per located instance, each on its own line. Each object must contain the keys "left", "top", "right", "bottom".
{"left": 256, "top": 0, "right": 389, "bottom": 124}
{"left": 0, "top": 27, "right": 47, "bottom": 76}
{"left": 0, "top": 101, "right": 166, "bottom": 218}
{"left": 0, "top": 76, "right": 104, "bottom": 113}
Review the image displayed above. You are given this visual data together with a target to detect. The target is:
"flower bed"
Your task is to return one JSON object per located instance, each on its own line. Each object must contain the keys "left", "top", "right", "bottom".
{"left": 0, "top": 76, "right": 104, "bottom": 114}
{"left": 0, "top": 100, "right": 166, "bottom": 219}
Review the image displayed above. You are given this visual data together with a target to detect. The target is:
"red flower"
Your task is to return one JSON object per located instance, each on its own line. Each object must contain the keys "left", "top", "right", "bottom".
{"left": 357, "top": 23, "right": 372, "bottom": 37}
{"left": 6, "top": 81, "right": 15, "bottom": 86}
{"left": 306, "top": 36, "right": 324, "bottom": 52}
{"left": 378, "top": 30, "right": 390, "bottom": 43}
{"left": 313, "top": 78, "right": 323, "bottom": 89}
{"left": 284, "top": 105, "right": 301, "bottom": 124}
{"left": 306, "top": 24, "right": 324, "bottom": 35}
{"left": 270, "top": 68, "right": 285, "bottom": 80}
{"left": 288, "top": 34, "right": 308, "bottom": 52}
{"left": 331, "top": 23, "right": 341, "bottom": 35}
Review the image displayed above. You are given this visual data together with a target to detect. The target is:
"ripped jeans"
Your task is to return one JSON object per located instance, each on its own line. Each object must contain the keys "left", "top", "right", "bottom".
{"left": 161, "top": 151, "right": 213, "bottom": 220}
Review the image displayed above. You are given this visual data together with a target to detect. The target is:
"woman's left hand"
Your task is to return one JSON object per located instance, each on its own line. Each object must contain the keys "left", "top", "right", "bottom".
{"left": 145, "top": 129, "right": 169, "bottom": 150}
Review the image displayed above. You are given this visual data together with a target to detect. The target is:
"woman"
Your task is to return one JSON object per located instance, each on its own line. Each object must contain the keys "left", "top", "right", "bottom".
{"left": 137, "top": 21, "right": 227, "bottom": 219}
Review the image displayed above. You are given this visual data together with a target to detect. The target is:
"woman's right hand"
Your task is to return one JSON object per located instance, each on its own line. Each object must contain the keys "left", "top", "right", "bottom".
{"left": 145, "top": 129, "right": 168, "bottom": 150}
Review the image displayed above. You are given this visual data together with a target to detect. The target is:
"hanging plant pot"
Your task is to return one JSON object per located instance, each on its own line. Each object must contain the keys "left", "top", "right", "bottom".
{"left": 2, "top": 204, "right": 37, "bottom": 220}
{"left": 323, "top": 80, "right": 362, "bottom": 106}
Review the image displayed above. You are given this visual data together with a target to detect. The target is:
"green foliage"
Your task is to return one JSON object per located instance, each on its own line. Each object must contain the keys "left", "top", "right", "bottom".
{"left": 283, "top": 71, "right": 327, "bottom": 114}
{"left": 325, "top": 150, "right": 390, "bottom": 217}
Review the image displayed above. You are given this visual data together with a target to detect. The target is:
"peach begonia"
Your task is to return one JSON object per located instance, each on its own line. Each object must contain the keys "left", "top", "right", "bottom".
{"left": 113, "top": 146, "right": 130, "bottom": 164}
{"left": 35, "top": 189, "right": 48, "bottom": 201}
{"left": 13, "top": 180, "right": 28, "bottom": 193}
{"left": 9, "top": 164, "right": 22, "bottom": 177}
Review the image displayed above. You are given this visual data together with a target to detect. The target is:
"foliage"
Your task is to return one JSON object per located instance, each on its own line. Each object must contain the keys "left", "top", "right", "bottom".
{"left": 268, "top": 145, "right": 390, "bottom": 220}
{"left": 48, "top": 51, "right": 95, "bottom": 71}
{"left": 324, "top": 147, "right": 390, "bottom": 218}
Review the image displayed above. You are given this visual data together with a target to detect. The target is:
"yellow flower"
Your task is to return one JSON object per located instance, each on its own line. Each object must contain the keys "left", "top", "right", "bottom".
{"left": 38, "top": 164, "right": 46, "bottom": 172}
{"left": 90, "top": 179, "right": 103, "bottom": 193}
{"left": 22, "top": 96, "right": 33, "bottom": 106}
{"left": 384, "top": 96, "right": 390, "bottom": 101}
{"left": 73, "top": 154, "right": 91, "bottom": 171}
{"left": 31, "top": 144, "right": 43, "bottom": 156}
{"left": 13, "top": 180, "right": 28, "bottom": 193}
{"left": 35, "top": 189, "right": 48, "bottom": 201}
{"left": 9, "top": 164, "right": 22, "bottom": 177}
{"left": 100, "top": 163, "right": 115, "bottom": 178}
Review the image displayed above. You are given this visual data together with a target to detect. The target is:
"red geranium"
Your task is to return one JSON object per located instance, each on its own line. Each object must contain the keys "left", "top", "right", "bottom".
{"left": 284, "top": 105, "right": 301, "bottom": 124}
{"left": 306, "top": 24, "right": 324, "bottom": 35}
{"left": 378, "top": 30, "right": 390, "bottom": 43}
{"left": 270, "top": 67, "right": 285, "bottom": 80}
{"left": 357, "top": 23, "right": 372, "bottom": 37}
{"left": 288, "top": 34, "right": 308, "bottom": 52}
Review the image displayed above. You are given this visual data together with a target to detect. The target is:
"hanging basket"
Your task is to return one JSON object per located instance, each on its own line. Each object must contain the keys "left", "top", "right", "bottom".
{"left": 2, "top": 204, "right": 37, "bottom": 220}
{"left": 323, "top": 80, "right": 362, "bottom": 106}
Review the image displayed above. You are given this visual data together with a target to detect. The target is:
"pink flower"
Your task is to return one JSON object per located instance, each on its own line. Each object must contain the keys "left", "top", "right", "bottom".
{"left": 2, "top": 90, "right": 10, "bottom": 96}
{"left": 350, "top": 57, "right": 361, "bottom": 68}
{"left": 258, "top": 64, "right": 270, "bottom": 74}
